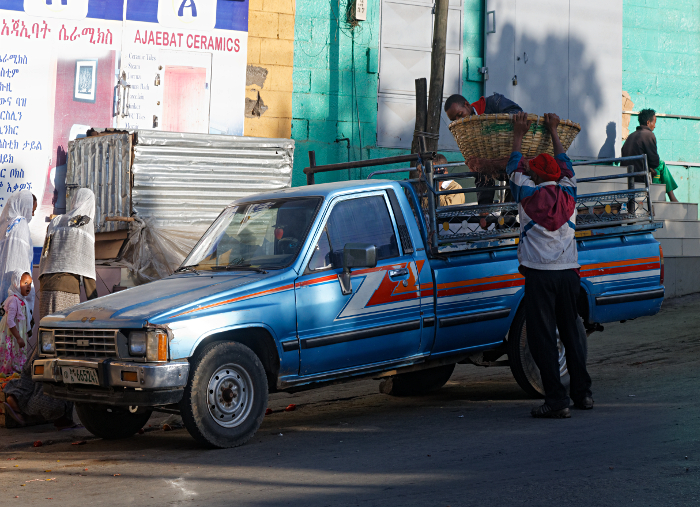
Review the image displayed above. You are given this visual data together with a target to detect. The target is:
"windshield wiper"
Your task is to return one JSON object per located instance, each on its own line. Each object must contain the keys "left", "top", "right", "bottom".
{"left": 210, "top": 265, "right": 268, "bottom": 274}
{"left": 174, "top": 265, "right": 200, "bottom": 274}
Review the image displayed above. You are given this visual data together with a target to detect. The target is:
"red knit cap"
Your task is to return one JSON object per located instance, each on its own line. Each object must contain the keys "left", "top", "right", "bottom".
{"left": 529, "top": 153, "right": 561, "bottom": 182}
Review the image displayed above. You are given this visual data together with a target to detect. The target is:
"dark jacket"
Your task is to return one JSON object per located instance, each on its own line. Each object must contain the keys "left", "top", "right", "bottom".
{"left": 621, "top": 126, "right": 660, "bottom": 182}
{"left": 484, "top": 93, "right": 523, "bottom": 114}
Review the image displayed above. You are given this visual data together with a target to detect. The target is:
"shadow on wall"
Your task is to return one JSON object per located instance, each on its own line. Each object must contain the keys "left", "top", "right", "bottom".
{"left": 489, "top": 23, "right": 613, "bottom": 160}
{"left": 598, "top": 122, "right": 616, "bottom": 159}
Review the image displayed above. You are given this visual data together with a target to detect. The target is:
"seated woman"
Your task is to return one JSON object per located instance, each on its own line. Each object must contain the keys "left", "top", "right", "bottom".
{"left": 414, "top": 154, "right": 465, "bottom": 208}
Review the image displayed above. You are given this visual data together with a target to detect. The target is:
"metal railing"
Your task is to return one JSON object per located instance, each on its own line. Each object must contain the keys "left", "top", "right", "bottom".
{"left": 305, "top": 147, "right": 657, "bottom": 255}
{"left": 427, "top": 155, "right": 655, "bottom": 251}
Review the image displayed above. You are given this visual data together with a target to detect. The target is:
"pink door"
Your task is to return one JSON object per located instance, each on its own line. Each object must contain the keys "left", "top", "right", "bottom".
{"left": 162, "top": 66, "right": 209, "bottom": 133}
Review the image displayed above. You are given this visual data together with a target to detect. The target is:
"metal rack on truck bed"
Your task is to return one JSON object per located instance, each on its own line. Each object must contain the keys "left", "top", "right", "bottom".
{"left": 304, "top": 141, "right": 661, "bottom": 256}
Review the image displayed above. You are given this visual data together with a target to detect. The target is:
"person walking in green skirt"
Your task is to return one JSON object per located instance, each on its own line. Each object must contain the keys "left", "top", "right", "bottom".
{"left": 622, "top": 109, "right": 678, "bottom": 202}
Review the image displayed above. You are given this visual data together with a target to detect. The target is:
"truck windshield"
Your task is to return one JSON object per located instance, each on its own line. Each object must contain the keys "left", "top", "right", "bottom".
{"left": 182, "top": 197, "right": 322, "bottom": 271}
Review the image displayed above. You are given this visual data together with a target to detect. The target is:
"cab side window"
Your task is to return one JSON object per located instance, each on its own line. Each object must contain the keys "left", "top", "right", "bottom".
{"left": 307, "top": 228, "right": 332, "bottom": 271}
{"left": 327, "top": 195, "right": 399, "bottom": 267}
{"left": 308, "top": 195, "right": 399, "bottom": 272}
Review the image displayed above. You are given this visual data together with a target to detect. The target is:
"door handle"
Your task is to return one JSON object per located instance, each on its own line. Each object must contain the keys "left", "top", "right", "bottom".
{"left": 388, "top": 268, "right": 409, "bottom": 278}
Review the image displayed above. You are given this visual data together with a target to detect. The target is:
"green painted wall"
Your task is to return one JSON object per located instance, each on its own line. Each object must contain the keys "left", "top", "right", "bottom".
{"left": 291, "top": 0, "right": 484, "bottom": 186}
{"left": 622, "top": 0, "right": 700, "bottom": 205}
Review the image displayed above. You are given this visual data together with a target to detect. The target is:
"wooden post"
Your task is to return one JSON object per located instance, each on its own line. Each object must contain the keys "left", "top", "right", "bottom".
{"left": 426, "top": 0, "right": 449, "bottom": 153}
{"left": 410, "top": 78, "right": 428, "bottom": 179}
{"left": 307, "top": 151, "right": 316, "bottom": 186}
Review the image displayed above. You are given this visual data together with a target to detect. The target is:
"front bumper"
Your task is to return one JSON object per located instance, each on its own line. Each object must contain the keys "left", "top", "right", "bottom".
{"left": 32, "top": 358, "right": 189, "bottom": 406}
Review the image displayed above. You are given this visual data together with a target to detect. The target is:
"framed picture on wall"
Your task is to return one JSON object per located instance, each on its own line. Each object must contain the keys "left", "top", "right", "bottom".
{"left": 73, "top": 60, "right": 98, "bottom": 103}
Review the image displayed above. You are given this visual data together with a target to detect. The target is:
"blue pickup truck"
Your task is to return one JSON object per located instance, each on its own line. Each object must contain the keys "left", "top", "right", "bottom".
{"left": 32, "top": 152, "right": 664, "bottom": 448}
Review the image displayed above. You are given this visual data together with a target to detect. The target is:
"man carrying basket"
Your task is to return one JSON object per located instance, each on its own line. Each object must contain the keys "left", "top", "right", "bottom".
{"left": 507, "top": 112, "right": 593, "bottom": 419}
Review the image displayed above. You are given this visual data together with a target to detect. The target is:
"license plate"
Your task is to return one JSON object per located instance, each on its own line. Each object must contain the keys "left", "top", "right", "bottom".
{"left": 61, "top": 367, "right": 99, "bottom": 386}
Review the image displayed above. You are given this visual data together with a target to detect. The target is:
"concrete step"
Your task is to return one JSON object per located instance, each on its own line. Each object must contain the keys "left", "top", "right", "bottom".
{"left": 663, "top": 256, "right": 700, "bottom": 299}
{"left": 657, "top": 238, "right": 700, "bottom": 257}
{"left": 578, "top": 181, "right": 629, "bottom": 195}
{"left": 650, "top": 184, "right": 666, "bottom": 202}
{"left": 574, "top": 165, "right": 630, "bottom": 177}
{"left": 652, "top": 202, "right": 698, "bottom": 221}
{"left": 653, "top": 220, "right": 700, "bottom": 239}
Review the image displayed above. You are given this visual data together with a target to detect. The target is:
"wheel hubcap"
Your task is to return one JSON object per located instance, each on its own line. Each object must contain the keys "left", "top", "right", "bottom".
{"left": 520, "top": 322, "right": 569, "bottom": 395}
{"left": 207, "top": 364, "right": 254, "bottom": 428}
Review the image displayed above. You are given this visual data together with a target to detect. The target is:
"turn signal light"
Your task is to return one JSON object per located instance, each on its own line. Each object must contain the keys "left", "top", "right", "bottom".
{"left": 146, "top": 330, "right": 169, "bottom": 362}
{"left": 659, "top": 246, "right": 664, "bottom": 285}
{"left": 34, "top": 365, "right": 44, "bottom": 376}
{"left": 121, "top": 371, "right": 138, "bottom": 382}
{"left": 158, "top": 333, "right": 167, "bottom": 361}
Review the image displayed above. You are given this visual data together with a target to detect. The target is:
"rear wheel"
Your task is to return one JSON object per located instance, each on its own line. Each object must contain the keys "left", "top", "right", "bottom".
{"left": 507, "top": 308, "right": 570, "bottom": 398}
{"left": 179, "top": 341, "right": 268, "bottom": 449}
{"left": 75, "top": 403, "right": 152, "bottom": 440}
{"left": 379, "top": 364, "right": 456, "bottom": 396}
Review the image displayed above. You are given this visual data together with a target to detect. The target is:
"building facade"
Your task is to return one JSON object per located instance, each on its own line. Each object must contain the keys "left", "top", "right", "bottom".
{"left": 244, "top": 0, "right": 700, "bottom": 194}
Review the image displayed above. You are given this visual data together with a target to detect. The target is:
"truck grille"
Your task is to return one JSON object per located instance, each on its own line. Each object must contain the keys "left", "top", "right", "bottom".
{"left": 54, "top": 329, "right": 119, "bottom": 359}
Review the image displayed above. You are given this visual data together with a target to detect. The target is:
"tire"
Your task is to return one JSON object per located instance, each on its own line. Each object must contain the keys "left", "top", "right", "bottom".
{"left": 507, "top": 307, "right": 571, "bottom": 398}
{"left": 179, "top": 341, "right": 268, "bottom": 449}
{"left": 379, "top": 364, "right": 456, "bottom": 397}
{"left": 75, "top": 403, "right": 152, "bottom": 440}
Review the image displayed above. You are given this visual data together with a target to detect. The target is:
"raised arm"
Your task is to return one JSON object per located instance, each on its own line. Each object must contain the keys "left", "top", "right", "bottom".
{"left": 544, "top": 113, "right": 564, "bottom": 155}
{"left": 511, "top": 112, "right": 532, "bottom": 154}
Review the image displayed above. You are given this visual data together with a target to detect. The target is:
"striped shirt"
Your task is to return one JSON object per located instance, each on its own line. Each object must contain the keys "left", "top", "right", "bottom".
{"left": 507, "top": 152, "right": 579, "bottom": 271}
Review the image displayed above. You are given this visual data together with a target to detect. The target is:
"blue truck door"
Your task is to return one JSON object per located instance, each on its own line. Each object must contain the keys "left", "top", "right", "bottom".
{"left": 295, "top": 191, "right": 422, "bottom": 375}
{"left": 429, "top": 250, "right": 521, "bottom": 355}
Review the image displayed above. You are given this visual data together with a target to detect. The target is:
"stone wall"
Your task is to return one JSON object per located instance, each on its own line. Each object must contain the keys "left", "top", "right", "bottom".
{"left": 622, "top": 0, "right": 700, "bottom": 205}
{"left": 244, "top": 0, "right": 296, "bottom": 138}
{"left": 290, "top": 0, "right": 484, "bottom": 187}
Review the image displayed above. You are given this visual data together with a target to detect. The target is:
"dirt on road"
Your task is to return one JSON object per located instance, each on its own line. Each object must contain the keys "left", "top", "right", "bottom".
{"left": 1, "top": 294, "right": 700, "bottom": 506}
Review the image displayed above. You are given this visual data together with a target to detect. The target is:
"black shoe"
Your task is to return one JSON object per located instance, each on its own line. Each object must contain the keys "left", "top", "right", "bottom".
{"left": 573, "top": 396, "right": 594, "bottom": 410}
{"left": 531, "top": 403, "right": 571, "bottom": 419}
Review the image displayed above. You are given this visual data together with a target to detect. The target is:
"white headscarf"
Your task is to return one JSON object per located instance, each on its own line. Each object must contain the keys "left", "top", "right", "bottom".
{"left": 0, "top": 191, "right": 34, "bottom": 312}
{"left": 39, "top": 188, "right": 96, "bottom": 280}
{"left": 7, "top": 269, "right": 29, "bottom": 300}
{"left": 0, "top": 190, "right": 33, "bottom": 237}
{"left": 6, "top": 269, "right": 32, "bottom": 323}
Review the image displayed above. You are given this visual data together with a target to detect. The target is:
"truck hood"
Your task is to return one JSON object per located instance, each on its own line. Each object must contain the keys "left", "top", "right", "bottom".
{"left": 41, "top": 271, "right": 273, "bottom": 328}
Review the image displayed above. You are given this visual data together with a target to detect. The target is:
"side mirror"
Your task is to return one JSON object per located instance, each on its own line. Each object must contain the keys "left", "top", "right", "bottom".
{"left": 339, "top": 243, "right": 377, "bottom": 295}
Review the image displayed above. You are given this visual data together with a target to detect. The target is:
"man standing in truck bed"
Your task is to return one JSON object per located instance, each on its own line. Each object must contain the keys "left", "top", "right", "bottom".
{"left": 445, "top": 93, "right": 523, "bottom": 206}
{"left": 507, "top": 112, "right": 593, "bottom": 419}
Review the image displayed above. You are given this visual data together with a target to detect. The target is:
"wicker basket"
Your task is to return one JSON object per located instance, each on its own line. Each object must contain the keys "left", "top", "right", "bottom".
{"left": 448, "top": 113, "right": 581, "bottom": 160}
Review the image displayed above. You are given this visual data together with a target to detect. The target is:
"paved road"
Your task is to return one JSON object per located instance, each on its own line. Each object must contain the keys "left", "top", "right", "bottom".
{"left": 2, "top": 294, "right": 700, "bottom": 506}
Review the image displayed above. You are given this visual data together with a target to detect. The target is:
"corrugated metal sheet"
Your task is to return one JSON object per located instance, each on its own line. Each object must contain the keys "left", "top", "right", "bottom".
{"left": 131, "top": 131, "right": 293, "bottom": 228}
{"left": 67, "top": 131, "right": 294, "bottom": 230}
{"left": 66, "top": 132, "right": 132, "bottom": 233}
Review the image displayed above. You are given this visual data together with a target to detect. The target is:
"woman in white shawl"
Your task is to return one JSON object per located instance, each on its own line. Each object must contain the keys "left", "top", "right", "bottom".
{"left": 2, "top": 189, "right": 96, "bottom": 428}
{"left": 0, "top": 190, "right": 36, "bottom": 317}
{"left": 38, "top": 187, "right": 97, "bottom": 320}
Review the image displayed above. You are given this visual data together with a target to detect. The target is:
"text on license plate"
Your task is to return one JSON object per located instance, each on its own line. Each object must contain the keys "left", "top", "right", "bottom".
{"left": 61, "top": 367, "right": 99, "bottom": 385}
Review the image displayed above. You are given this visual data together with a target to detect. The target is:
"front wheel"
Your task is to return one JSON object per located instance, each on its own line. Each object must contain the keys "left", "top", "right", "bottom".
{"left": 507, "top": 308, "right": 570, "bottom": 398}
{"left": 179, "top": 341, "right": 268, "bottom": 449}
{"left": 75, "top": 403, "right": 152, "bottom": 440}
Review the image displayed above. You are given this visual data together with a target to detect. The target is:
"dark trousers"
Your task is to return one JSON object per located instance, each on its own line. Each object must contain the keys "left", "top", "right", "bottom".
{"left": 523, "top": 268, "right": 592, "bottom": 410}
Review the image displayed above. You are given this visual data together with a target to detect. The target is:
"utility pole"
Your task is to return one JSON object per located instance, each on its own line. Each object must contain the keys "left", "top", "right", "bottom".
{"left": 410, "top": 78, "right": 428, "bottom": 179}
{"left": 425, "top": 0, "right": 449, "bottom": 153}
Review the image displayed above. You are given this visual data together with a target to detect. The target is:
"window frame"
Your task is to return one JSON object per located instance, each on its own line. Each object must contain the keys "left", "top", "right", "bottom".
{"left": 303, "top": 190, "right": 405, "bottom": 275}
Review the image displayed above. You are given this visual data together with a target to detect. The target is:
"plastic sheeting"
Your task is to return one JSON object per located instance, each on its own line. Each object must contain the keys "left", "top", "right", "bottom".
{"left": 117, "top": 217, "right": 210, "bottom": 284}
{"left": 68, "top": 131, "right": 294, "bottom": 284}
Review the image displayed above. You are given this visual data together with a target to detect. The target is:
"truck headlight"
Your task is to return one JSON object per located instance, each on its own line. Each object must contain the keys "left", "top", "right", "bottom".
{"left": 40, "top": 330, "right": 55, "bottom": 355}
{"left": 146, "top": 330, "right": 168, "bottom": 362}
{"left": 129, "top": 331, "right": 147, "bottom": 356}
